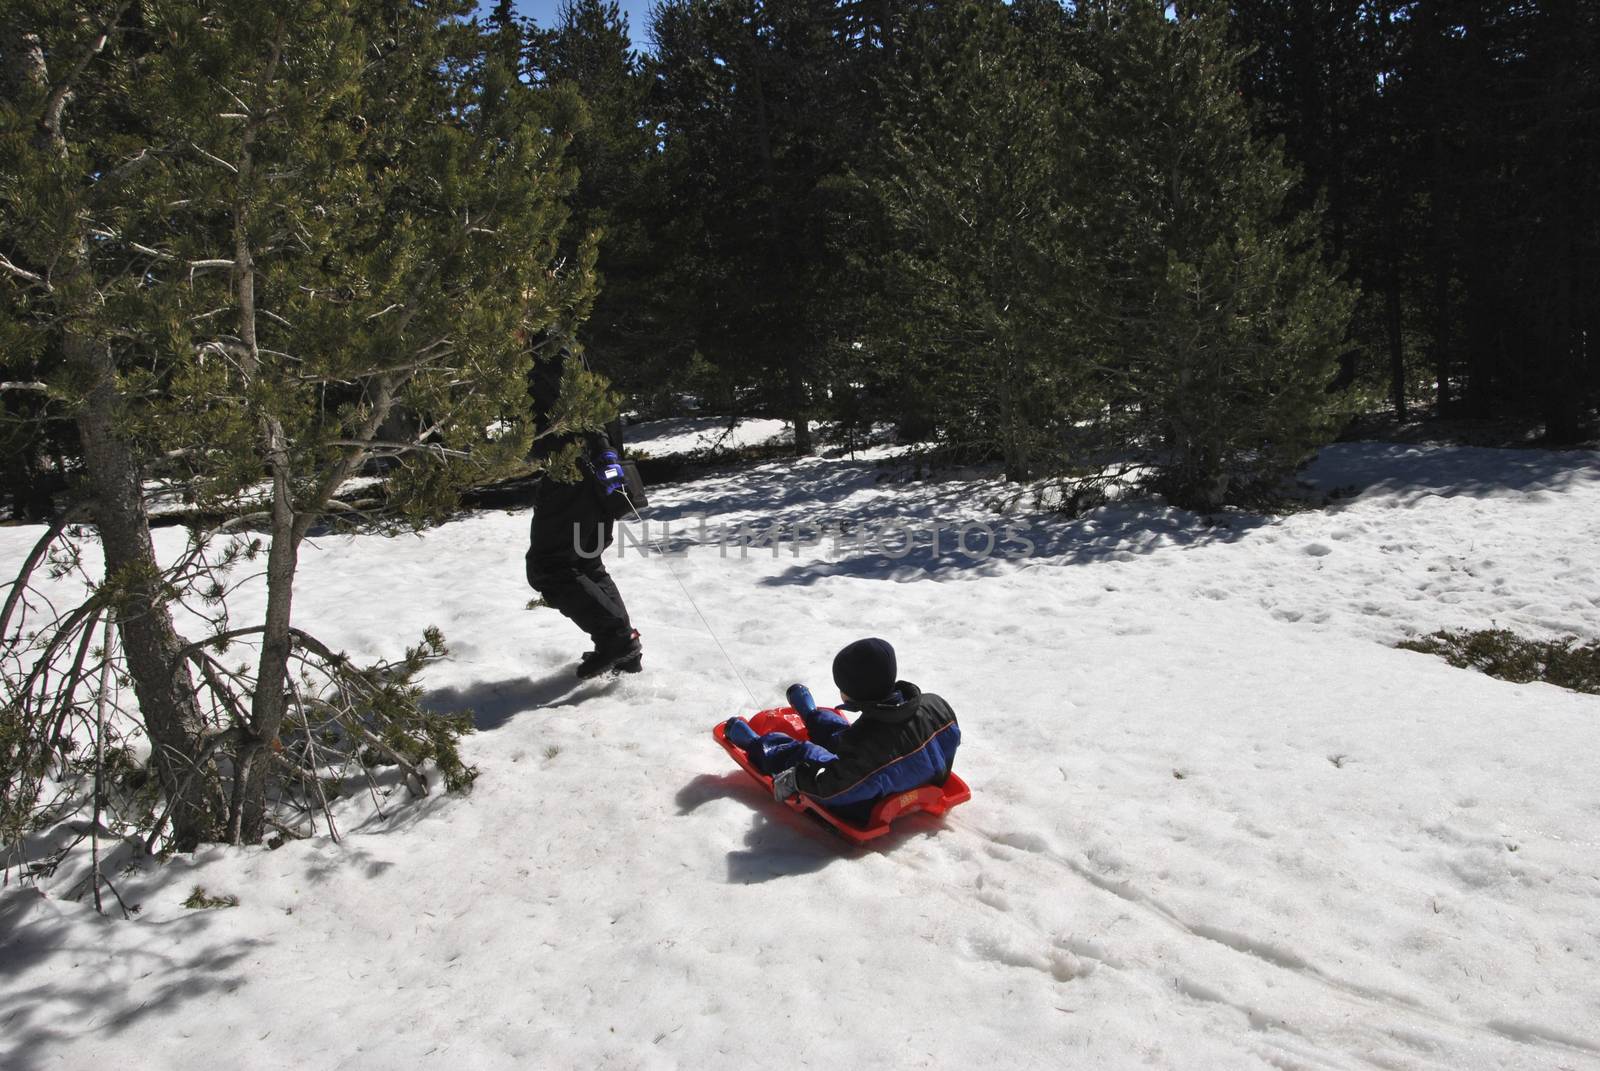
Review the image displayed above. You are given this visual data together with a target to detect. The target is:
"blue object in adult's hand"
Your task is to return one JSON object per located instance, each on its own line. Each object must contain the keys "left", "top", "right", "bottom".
{"left": 597, "top": 449, "right": 626, "bottom": 495}
{"left": 785, "top": 683, "right": 817, "bottom": 716}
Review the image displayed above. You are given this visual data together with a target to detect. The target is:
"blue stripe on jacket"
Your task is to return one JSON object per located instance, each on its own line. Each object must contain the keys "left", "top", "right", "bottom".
{"left": 808, "top": 720, "right": 962, "bottom": 813}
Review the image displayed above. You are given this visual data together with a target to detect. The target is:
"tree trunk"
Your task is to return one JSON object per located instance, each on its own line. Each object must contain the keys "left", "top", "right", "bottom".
{"left": 73, "top": 336, "right": 217, "bottom": 850}
{"left": 1462, "top": 259, "right": 1495, "bottom": 421}
{"left": 224, "top": 33, "right": 298, "bottom": 842}
{"left": 998, "top": 356, "right": 1030, "bottom": 483}
{"left": 19, "top": 11, "right": 217, "bottom": 849}
{"left": 1420, "top": 3, "right": 1454, "bottom": 417}
{"left": 789, "top": 364, "right": 813, "bottom": 455}
{"left": 231, "top": 459, "right": 297, "bottom": 843}
{"left": 1378, "top": 76, "right": 1408, "bottom": 423}
{"left": 743, "top": 25, "right": 810, "bottom": 454}
{"left": 1427, "top": 132, "right": 1453, "bottom": 416}
{"left": 1385, "top": 268, "right": 1407, "bottom": 422}
{"left": 792, "top": 413, "right": 813, "bottom": 455}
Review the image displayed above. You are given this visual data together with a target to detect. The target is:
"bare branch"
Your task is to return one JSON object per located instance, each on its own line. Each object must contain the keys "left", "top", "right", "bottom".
{"left": 189, "top": 141, "right": 239, "bottom": 175}
{"left": 0, "top": 253, "right": 47, "bottom": 287}
{"left": 117, "top": 238, "right": 234, "bottom": 272}
{"left": 1, "top": 507, "right": 86, "bottom": 643}
{"left": 211, "top": 78, "right": 253, "bottom": 115}
{"left": 94, "top": 144, "right": 163, "bottom": 188}
{"left": 211, "top": 511, "right": 272, "bottom": 533}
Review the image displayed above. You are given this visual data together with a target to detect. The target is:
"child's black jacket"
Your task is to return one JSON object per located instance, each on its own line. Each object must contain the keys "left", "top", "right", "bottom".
{"left": 795, "top": 680, "right": 961, "bottom": 818}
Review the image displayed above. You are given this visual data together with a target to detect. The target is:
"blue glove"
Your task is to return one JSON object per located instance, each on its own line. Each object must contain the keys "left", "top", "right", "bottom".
{"left": 785, "top": 683, "right": 817, "bottom": 716}
{"left": 596, "top": 449, "right": 626, "bottom": 495}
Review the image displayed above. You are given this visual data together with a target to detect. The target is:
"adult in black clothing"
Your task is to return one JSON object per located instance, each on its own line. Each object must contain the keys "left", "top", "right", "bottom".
{"left": 525, "top": 354, "right": 642, "bottom": 678}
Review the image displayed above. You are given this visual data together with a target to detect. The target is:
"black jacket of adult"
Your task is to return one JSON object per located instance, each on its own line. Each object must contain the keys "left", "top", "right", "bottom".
{"left": 524, "top": 353, "right": 631, "bottom": 643}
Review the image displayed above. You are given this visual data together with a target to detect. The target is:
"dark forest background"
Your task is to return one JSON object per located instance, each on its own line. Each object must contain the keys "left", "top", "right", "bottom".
{"left": 4, "top": 0, "right": 1597, "bottom": 521}
{"left": 525, "top": 0, "right": 1599, "bottom": 484}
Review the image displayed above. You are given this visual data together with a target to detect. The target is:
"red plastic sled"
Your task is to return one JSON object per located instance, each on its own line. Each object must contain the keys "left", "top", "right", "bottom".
{"left": 712, "top": 705, "right": 971, "bottom": 845}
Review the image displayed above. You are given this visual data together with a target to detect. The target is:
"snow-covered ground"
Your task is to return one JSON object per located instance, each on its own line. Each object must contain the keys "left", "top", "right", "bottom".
{"left": 624, "top": 415, "right": 791, "bottom": 459}
{"left": 3, "top": 441, "right": 1599, "bottom": 1070}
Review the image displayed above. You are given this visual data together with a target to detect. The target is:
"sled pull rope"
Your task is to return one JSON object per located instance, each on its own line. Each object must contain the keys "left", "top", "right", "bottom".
{"left": 623, "top": 493, "right": 760, "bottom": 708}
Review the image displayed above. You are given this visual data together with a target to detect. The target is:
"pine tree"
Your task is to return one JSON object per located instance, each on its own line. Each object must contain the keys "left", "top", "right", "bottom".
{"left": 647, "top": 0, "right": 860, "bottom": 450}
{"left": 1074, "top": 0, "right": 1354, "bottom": 509}
{"left": 1, "top": 0, "right": 608, "bottom": 847}
{"left": 3, "top": 0, "right": 220, "bottom": 848}
{"left": 865, "top": 0, "right": 1097, "bottom": 482}
{"left": 1230, "top": 1, "right": 1600, "bottom": 439}
{"left": 534, "top": 0, "right": 661, "bottom": 394}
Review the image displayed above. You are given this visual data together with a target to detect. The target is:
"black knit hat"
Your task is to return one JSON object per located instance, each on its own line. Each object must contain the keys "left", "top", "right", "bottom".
{"left": 832, "top": 637, "right": 897, "bottom": 702}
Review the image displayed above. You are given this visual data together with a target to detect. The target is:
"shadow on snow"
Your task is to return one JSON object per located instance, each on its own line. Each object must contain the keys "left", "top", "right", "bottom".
{"left": 1302, "top": 442, "right": 1600, "bottom": 503}
{"left": 0, "top": 892, "right": 262, "bottom": 1071}
{"left": 421, "top": 671, "right": 618, "bottom": 732}
{"left": 674, "top": 771, "right": 954, "bottom": 884}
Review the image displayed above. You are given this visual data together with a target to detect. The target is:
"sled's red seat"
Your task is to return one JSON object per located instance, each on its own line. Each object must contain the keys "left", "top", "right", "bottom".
{"left": 713, "top": 705, "right": 971, "bottom": 845}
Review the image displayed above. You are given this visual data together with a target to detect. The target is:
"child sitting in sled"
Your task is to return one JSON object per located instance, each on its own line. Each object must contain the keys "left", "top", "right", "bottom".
{"left": 723, "top": 637, "right": 961, "bottom": 825}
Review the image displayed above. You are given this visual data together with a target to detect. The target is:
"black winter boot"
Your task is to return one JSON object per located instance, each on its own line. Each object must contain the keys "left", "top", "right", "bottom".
{"left": 576, "top": 629, "right": 643, "bottom": 679}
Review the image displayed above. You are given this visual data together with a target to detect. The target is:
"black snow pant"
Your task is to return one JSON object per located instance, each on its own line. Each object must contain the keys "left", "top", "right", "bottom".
{"left": 525, "top": 476, "right": 632, "bottom": 644}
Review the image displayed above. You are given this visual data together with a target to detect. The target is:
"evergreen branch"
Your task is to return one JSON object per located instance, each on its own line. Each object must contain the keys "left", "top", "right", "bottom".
{"left": 38, "top": 2, "right": 130, "bottom": 146}
{"left": 289, "top": 133, "right": 501, "bottom": 543}
{"left": 295, "top": 686, "right": 427, "bottom": 798}
{"left": 328, "top": 355, "right": 455, "bottom": 379}
{"left": 322, "top": 440, "right": 474, "bottom": 460}
{"left": 11, "top": 595, "right": 110, "bottom": 717}
{"left": 412, "top": 336, "right": 454, "bottom": 357}
{"left": 96, "top": 147, "right": 164, "bottom": 191}
{"left": 187, "top": 651, "right": 258, "bottom": 730}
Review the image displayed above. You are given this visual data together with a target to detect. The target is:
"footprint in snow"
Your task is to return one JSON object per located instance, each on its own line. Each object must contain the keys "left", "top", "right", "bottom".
{"left": 989, "top": 829, "right": 1052, "bottom": 854}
